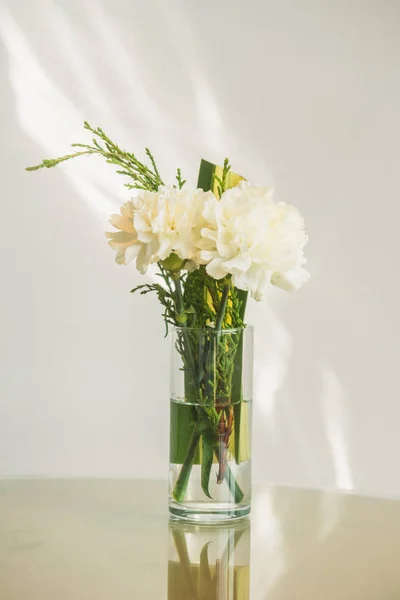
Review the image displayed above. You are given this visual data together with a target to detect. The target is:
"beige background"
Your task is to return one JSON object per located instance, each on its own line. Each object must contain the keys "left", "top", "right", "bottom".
{"left": 0, "top": 0, "right": 399, "bottom": 497}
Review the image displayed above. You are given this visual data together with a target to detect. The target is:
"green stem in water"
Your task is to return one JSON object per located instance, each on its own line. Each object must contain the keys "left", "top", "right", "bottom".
{"left": 173, "top": 434, "right": 245, "bottom": 504}
{"left": 171, "top": 275, "right": 199, "bottom": 502}
{"left": 232, "top": 289, "right": 249, "bottom": 464}
{"left": 172, "top": 428, "right": 201, "bottom": 502}
{"left": 171, "top": 274, "right": 244, "bottom": 504}
{"left": 214, "top": 447, "right": 244, "bottom": 504}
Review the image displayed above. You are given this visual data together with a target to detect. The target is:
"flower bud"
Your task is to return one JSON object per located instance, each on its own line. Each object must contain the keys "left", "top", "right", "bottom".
{"left": 161, "top": 253, "right": 186, "bottom": 273}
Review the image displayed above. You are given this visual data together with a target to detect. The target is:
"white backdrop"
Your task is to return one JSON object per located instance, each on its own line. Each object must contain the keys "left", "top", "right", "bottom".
{"left": 1, "top": 0, "right": 399, "bottom": 498}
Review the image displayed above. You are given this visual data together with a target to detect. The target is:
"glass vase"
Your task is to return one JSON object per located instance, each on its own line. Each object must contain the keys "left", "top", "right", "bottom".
{"left": 169, "top": 326, "right": 253, "bottom": 522}
{"left": 168, "top": 519, "right": 251, "bottom": 599}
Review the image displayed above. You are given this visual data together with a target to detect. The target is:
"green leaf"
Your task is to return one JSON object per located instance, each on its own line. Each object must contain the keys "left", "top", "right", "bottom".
{"left": 170, "top": 401, "right": 200, "bottom": 465}
{"left": 197, "top": 159, "right": 215, "bottom": 192}
{"left": 232, "top": 289, "right": 250, "bottom": 464}
{"left": 172, "top": 428, "right": 201, "bottom": 502}
{"left": 201, "top": 435, "right": 214, "bottom": 498}
{"left": 197, "top": 157, "right": 244, "bottom": 196}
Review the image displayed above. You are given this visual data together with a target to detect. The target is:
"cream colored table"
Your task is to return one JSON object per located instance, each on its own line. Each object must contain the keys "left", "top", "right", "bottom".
{"left": 0, "top": 480, "right": 399, "bottom": 599}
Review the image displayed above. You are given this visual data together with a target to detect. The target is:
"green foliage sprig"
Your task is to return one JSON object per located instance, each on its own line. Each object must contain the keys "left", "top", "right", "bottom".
{"left": 26, "top": 121, "right": 164, "bottom": 192}
{"left": 214, "top": 157, "right": 231, "bottom": 197}
{"left": 175, "top": 168, "right": 186, "bottom": 189}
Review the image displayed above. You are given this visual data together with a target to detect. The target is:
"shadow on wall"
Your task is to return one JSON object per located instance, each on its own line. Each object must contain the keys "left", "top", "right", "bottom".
{"left": 0, "top": 0, "right": 356, "bottom": 491}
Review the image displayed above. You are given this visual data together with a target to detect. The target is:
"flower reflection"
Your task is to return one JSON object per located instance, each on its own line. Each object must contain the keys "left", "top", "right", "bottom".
{"left": 168, "top": 519, "right": 251, "bottom": 600}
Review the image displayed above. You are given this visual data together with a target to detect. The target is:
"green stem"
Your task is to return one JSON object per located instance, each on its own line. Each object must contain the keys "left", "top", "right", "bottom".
{"left": 215, "top": 280, "right": 231, "bottom": 330}
{"left": 171, "top": 275, "right": 200, "bottom": 502}
{"left": 211, "top": 275, "right": 246, "bottom": 502}
{"left": 207, "top": 279, "right": 230, "bottom": 400}
{"left": 173, "top": 276, "right": 197, "bottom": 389}
{"left": 233, "top": 289, "right": 249, "bottom": 464}
{"left": 214, "top": 447, "right": 244, "bottom": 503}
{"left": 172, "top": 428, "right": 201, "bottom": 502}
{"left": 171, "top": 274, "right": 244, "bottom": 505}
{"left": 173, "top": 274, "right": 184, "bottom": 313}
{"left": 173, "top": 433, "right": 244, "bottom": 504}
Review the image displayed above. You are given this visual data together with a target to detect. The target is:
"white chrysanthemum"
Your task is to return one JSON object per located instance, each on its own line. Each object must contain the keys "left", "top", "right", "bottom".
{"left": 106, "top": 186, "right": 215, "bottom": 273}
{"left": 199, "top": 181, "right": 309, "bottom": 300}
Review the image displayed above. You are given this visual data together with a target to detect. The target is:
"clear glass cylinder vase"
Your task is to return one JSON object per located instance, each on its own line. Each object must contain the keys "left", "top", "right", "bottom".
{"left": 169, "top": 326, "right": 253, "bottom": 523}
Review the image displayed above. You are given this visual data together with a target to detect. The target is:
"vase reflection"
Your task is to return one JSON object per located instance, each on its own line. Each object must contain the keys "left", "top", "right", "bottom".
{"left": 168, "top": 519, "right": 251, "bottom": 600}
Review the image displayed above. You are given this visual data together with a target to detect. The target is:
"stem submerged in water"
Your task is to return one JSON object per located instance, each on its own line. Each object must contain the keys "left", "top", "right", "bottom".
{"left": 172, "top": 428, "right": 201, "bottom": 502}
{"left": 171, "top": 274, "right": 245, "bottom": 505}
{"left": 214, "top": 447, "right": 244, "bottom": 504}
{"left": 172, "top": 430, "right": 245, "bottom": 504}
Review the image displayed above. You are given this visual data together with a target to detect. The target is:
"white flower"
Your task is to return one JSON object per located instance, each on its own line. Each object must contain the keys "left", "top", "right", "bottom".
{"left": 199, "top": 181, "right": 309, "bottom": 300}
{"left": 106, "top": 186, "right": 214, "bottom": 273}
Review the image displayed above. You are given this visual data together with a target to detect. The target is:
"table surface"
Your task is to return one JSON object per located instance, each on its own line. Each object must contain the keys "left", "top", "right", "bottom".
{"left": 0, "top": 480, "right": 399, "bottom": 599}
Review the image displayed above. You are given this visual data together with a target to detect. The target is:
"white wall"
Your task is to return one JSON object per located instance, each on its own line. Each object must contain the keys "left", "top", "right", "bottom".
{"left": 1, "top": 0, "right": 399, "bottom": 498}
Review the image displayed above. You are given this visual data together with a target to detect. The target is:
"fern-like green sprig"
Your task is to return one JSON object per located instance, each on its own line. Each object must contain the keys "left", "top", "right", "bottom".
{"left": 214, "top": 157, "right": 231, "bottom": 197}
{"left": 26, "top": 121, "right": 164, "bottom": 192}
{"left": 130, "top": 264, "right": 178, "bottom": 337}
{"left": 175, "top": 168, "right": 186, "bottom": 189}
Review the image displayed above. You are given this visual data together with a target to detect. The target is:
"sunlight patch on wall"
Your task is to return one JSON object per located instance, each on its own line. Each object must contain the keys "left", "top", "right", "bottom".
{"left": 320, "top": 367, "right": 354, "bottom": 491}
{"left": 0, "top": 10, "right": 120, "bottom": 218}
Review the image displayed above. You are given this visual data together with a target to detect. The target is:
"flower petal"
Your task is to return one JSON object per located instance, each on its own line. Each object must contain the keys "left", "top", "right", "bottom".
{"left": 109, "top": 213, "right": 135, "bottom": 233}
{"left": 222, "top": 254, "right": 252, "bottom": 275}
{"left": 206, "top": 258, "right": 228, "bottom": 280}
{"left": 120, "top": 201, "right": 134, "bottom": 218}
{"left": 271, "top": 267, "right": 310, "bottom": 291}
{"left": 105, "top": 231, "right": 136, "bottom": 244}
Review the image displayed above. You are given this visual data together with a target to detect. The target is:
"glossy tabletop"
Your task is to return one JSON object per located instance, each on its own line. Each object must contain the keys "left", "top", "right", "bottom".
{"left": 0, "top": 479, "right": 399, "bottom": 599}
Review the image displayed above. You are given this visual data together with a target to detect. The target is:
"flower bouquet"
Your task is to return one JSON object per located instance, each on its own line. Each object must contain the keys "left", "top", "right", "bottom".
{"left": 27, "top": 123, "right": 308, "bottom": 522}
